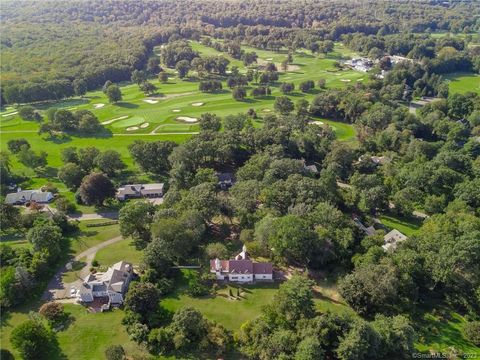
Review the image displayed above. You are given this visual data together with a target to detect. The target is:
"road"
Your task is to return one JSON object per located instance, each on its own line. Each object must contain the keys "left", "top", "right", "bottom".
{"left": 42, "top": 235, "right": 123, "bottom": 301}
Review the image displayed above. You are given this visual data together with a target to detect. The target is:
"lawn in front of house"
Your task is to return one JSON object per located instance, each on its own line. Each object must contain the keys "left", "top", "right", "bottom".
{"left": 94, "top": 238, "right": 143, "bottom": 266}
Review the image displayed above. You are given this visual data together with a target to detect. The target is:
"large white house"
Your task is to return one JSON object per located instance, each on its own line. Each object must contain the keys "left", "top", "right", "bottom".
{"left": 116, "top": 183, "right": 164, "bottom": 201}
{"left": 210, "top": 245, "right": 273, "bottom": 283}
{"left": 5, "top": 189, "right": 54, "bottom": 205}
{"left": 78, "top": 261, "right": 133, "bottom": 305}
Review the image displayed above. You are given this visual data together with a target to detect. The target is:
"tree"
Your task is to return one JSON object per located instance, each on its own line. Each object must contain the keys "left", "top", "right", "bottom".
{"left": 11, "top": 319, "right": 55, "bottom": 360}
{"left": 269, "top": 215, "right": 318, "bottom": 265}
{"left": 73, "top": 79, "right": 87, "bottom": 96}
{"left": 94, "top": 150, "right": 125, "bottom": 176}
{"left": 0, "top": 204, "right": 20, "bottom": 233}
{"left": 124, "top": 282, "right": 161, "bottom": 317}
{"left": 119, "top": 201, "right": 156, "bottom": 248}
{"left": 299, "top": 80, "right": 314, "bottom": 93}
{"left": 159, "top": 72, "right": 169, "bottom": 83}
{"left": 131, "top": 69, "right": 147, "bottom": 84}
{"left": 175, "top": 60, "right": 191, "bottom": 79}
{"left": 232, "top": 86, "right": 247, "bottom": 101}
{"left": 78, "top": 172, "right": 115, "bottom": 206}
{"left": 170, "top": 307, "right": 208, "bottom": 349}
{"left": 7, "top": 138, "right": 30, "bottom": 154}
{"left": 372, "top": 315, "right": 415, "bottom": 358}
{"left": 17, "top": 145, "right": 47, "bottom": 169}
{"left": 77, "top": 146, "right": 100, "bottom": 171}
{"left": 77, "top": 111, "right": 101, "bottom": 133}
{"left": 18, "top": 106, "right": 36, "bottom": 121}
{"left": 105, "top": 84, "right": 122, "bottom": 103}
{"left": 27, "top": 223, "right": 63, "bottom": 259}
{"left": 317, "top": 78, "right": 326, "bottom": 89}
{"left": 274, "top": 96, "right": 294, "bottom": 115}
{"left": 336, "top": 320, "right": 380, "bottom": 360}
{"left": 295, "top": 337, "right": 324, "bottom": 360}
{"left": 39, "top": 302, "right": 65, "bottom": 325}
{"left": 147, "top": 57, "right": 161, "bottom": 74}
{"left": 53, "top": 109, "right": 76, "bottom": 131}
{"left": 139, "top": 81, "right": 157, "bottom": 95}
{"left": 280, "top": 82, "right": 295, "bottom": 94}
{"left": 205, "top": 242, "right": 229, "bottom": 259}
{"left": 269, "top": 275, "right": 315, "bottom": 325}
{"left": 105, "top": 345, "right": 125, "bottom": 360}
{"left": 58, "top": 162, "right": 85, "bottom": 189}
{"left": 128, "top": 140, "right": 176, "bottom": 174}
{"left": 338, "top": 262, "right": 401, "bottom": 316}
{"left": 199, "top": 113, "right": 221, "bottom": 132}
{"left": 55, "top": 197, "right": 76, "bottom": 213}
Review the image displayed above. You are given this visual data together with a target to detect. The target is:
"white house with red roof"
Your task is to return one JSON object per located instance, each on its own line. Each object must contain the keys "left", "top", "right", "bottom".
{"left": 210, "top": 245, "right": 273, "bottom": 283}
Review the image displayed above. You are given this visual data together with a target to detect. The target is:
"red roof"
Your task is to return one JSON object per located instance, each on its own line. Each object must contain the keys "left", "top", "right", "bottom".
{"left": 253, "top": 262, "right": 273, "bottom": 274}
{"left": 228, "top": 260, "right": 254, "bottom": 274}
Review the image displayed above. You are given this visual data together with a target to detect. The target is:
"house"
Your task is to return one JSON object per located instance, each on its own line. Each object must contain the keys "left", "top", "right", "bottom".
{"left": 216, "top": 172, "right": 235, "bottom": 190}
{"left": 78, "top": 261, "right": 133, "bottom": 305}
{"left": 5, "top": 189, "right": 54, "bottom": 205}
{"left": 382, "top": 229, "right": 407, "bottom": 251}
{"left": 116, "top": 183, "right": 164, "bottom": 201}
{"left": 353, "top": 217, "right": 376, "bottom": 236}
{"left": 210, "top": 245, "right": 273, "bottom": 283}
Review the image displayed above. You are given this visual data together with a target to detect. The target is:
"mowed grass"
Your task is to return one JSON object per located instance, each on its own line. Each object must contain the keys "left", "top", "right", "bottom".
{"left": 69, "top": 220, "right": 121, "bottom": 256}
{"left": 445, "top": 72, "right": 480, "bottom": 94}
{"left": 0, "top": 303, "right": 145, "bottom": 360}
{"left": 94, "top": 238, "right": 142, "bottom": 266}
{"left": 379, "top": 213, "right": 423, "bottom": 237}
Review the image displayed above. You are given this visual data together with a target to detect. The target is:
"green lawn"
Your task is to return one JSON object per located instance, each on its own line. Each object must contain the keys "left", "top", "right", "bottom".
{"left": 69, "top": 220, "right": 121, "bottom": 256}
{"left": 415, "top": 306, "right": 480, "bottom": 355}
{"left": 94, "top": 238, "right": 143, "bottom": 266}
{"left": 445, "top": 72, "right": 480, "bottom": 94}
{"left": 0, "top": 303, "right": 145, "bottom": 359}
{"left": 379, "top": 213, "right": 423, "bottom": 237}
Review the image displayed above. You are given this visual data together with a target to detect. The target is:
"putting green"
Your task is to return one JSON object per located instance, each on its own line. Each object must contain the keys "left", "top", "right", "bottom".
{"left": 111, "top": 116, "right": 145, "bottom": 128}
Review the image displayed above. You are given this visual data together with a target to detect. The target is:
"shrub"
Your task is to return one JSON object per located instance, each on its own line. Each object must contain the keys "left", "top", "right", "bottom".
{"left": 39, "top": 302, "right": 66, "bottom": 325}
{"left": 464, "top": 321, "right": 480, "bottom": 346}
{"left": 105, "top": 344, "right": 125, "bottom": 360}
{"left": 55, "top": 197, "right": 76, "bottom": 213}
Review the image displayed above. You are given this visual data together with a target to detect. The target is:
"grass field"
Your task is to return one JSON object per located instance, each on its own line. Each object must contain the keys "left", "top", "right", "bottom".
{"left": 69, "top": 220, "right": 121, "bottom": 256}
{"left": 0, "top": 303, "right": 144, "bottom": 360}
{"left": 94, "top": 237, "right": 142, "bottom": 266}
{"left": 445, "top": 72, "right": 480, "bottom": 94}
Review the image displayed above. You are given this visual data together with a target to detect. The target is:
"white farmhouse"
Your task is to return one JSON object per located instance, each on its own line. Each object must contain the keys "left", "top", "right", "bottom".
{"left": 210, "top": 245, "right": 273, "bottom": 283}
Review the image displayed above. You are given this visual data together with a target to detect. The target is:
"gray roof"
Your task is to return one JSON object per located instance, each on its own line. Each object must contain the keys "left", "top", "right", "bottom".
{"left": 5, "top": 190, "right": 53, "bottom": 204}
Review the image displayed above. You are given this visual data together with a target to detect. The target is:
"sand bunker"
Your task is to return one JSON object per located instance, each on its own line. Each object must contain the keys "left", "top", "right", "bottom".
{"left": 357, "top": 78, "right": 364, "bottom": 81}
{"left": 101, "top": 116, "right": 128, "bottom": 125}
{"left": 176, "top": 116, "right": 198, "bottom": 123}
{"left": 262, "top": 109, "right": 272, "bottom": 113}
{"left": 94, "top": 103, "right": 105, "bottom": 109}
{"left": 126, "top": 126, "right": 139, "bottom": 131}
{"left": 340, "top": 79, "right": 351, "bottom": 82}
{"left": 266, "top": 58, "right": 273, "bottom": 61}
{"left": 310, "top": 121, "right": 324, "bottom": 126}
{"left": 140, "top": 122, "right": 150, "bottom": 128}
{"left": 191, "top": 102, "right": 204, "bottom": 107}
{"left": 143, "top": 99, "right": 158, "bottom": 104}
{"left": 2, "top": 111, "right": 18, "bottom": 117}
{"left": 172, "top": 109, "right": 181, "bottom": 112}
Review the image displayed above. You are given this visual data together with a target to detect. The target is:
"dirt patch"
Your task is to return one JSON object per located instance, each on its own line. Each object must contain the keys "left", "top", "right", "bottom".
{"left": 94, "top": 103, "right": 105, "bottom": 109}
{"left": 126, "top": 126, "right": 139, "bottom": 131}
{"left": 140, "top": 122, "right": 149, "bottom": 128}
{"left": 176, "top": 116, "right": 198, "bottom": 123}
{"left": 101, "top": 116, "right": 128, "bottom": 125}
{"left": 191, "top": 102, "right": 204, "bottom": 107}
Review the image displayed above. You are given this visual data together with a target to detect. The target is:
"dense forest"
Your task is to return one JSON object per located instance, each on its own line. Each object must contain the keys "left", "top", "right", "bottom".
{"left": 1, "top": 0, "right": 479, "bottom": 103}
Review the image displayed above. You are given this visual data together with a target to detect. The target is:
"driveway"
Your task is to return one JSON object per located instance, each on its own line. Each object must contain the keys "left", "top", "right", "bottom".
{"left": 67, "top": 212, "right": 119, "bottom": 221}
{"left": 42, "top": 235, "right": 123, "bottom": 301}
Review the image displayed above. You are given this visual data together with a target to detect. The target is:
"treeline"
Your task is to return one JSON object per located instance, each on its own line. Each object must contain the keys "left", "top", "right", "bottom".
{"left": 1, "top": 0, "right": 478, "bottom": 104}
